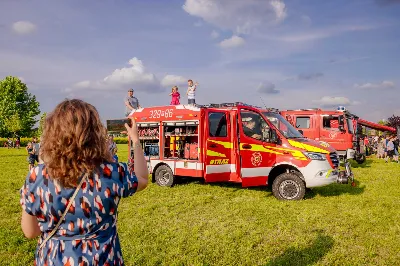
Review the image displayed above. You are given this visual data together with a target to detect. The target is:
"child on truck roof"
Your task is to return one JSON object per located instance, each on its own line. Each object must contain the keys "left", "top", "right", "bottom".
{"left": 187, "top": 79, "right": 198, "bottom": 105}
{"left": 169, "top": 86, "right": 180, "bottom": 105}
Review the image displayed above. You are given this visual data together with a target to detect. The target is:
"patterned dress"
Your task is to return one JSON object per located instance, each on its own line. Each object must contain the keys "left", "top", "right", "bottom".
{"left": 20, "top": 162, "right": 138, "bottom": 265}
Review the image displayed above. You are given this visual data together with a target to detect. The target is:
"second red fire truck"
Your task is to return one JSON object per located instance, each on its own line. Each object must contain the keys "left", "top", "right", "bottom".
{"left": 280, "top": 107, "right": 396, "bottom": 164}
{"left": 108, "top": 102, "right": 353, "bottom": 201}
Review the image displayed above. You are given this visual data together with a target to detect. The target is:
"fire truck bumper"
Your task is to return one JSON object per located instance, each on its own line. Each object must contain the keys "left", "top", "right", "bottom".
{"left": 300, "top": 160, "right": 341, "bottom": 188}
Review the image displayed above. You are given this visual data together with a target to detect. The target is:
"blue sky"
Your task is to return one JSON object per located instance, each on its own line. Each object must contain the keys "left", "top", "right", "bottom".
{"left": 0, "top": 0, "right": 399, "bottom": 122}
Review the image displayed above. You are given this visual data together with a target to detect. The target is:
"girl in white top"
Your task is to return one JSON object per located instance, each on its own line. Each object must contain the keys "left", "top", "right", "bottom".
{"left": 187, "top": 79, "right": 198, "bottom": 105}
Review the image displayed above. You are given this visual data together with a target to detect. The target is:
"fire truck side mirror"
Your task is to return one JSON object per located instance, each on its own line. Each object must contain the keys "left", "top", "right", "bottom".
{"left": 269, "top": 129, "right": 280, "bottom": 144}
{"left": 338, "top": 116, "right": 344, "bottom": 126}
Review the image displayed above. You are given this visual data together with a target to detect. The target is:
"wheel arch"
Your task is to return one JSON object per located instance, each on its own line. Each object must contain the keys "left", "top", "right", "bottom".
{"left": 268, "top": 164, "right": 304, "bottom": 187}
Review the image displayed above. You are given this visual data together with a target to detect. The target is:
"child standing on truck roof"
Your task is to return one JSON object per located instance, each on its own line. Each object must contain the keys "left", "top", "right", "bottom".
{"left": 169, "top": 86, "right": 180, "bottom": 105}
{"left": 187, "top": 79, "right": 198, "bottom": 105}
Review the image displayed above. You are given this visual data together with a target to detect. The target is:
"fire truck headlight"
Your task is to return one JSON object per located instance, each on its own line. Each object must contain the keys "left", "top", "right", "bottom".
{"left": 303, "top": 152, "right": 326, "bottom": 161}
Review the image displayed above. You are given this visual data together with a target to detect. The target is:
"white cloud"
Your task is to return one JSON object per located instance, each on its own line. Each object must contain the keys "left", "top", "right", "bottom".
{"left": 182, "top": 0, "right": 287, "bottom": 34}
{"left": 263, "top": 24, "right": 379, "bottom": 43}
{"left": 161, "top": 75, "right": 187, "bottom": 88}
{"left": 219, "top": 35, "right": 245, "bottom": 48}
{"left": 12, "top": 21, "right": 37, "bottom": 35}
{"left": 354, "top": 80, "right": 395, "bottom": 89}
{"left": 211, "top": 30, "right": 220, "bottom": 39}
{"left": 270, "top": 0, "right": 287, "bottom": 22}
{"left": 257, "top": 82, "right": 280, "bottom": 94}
{"left": 68, "top": 57, "right": 163, "bottom": 93}
{"left": 313, "top": 96, "right": 359, "bottom": 107}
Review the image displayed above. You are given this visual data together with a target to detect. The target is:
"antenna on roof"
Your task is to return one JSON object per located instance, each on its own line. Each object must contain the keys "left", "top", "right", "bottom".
{"left": 259, "top": 96, "right": 267, "bottom": 109}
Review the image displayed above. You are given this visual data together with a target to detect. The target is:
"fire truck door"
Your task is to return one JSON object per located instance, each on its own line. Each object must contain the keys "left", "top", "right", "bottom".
{"left": 204, "top": 110, "right": 233, "bottom": 182}
{"left": 238, "top": 109, "right": 275, "bottom": 186}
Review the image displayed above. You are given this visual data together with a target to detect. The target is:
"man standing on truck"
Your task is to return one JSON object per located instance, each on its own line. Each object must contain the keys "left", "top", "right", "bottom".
{"left": 124, "top": 88, "right": 141, "bottom": 116}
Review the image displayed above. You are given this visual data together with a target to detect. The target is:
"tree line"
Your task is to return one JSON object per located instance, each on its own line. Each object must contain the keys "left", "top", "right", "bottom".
{"left": 0, "top": 76, "right": 42, "bottom": 137}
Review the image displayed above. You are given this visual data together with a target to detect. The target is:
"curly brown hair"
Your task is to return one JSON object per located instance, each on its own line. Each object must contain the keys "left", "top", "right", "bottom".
{"left": 40, "top": 99, "right": 113, "bottom": 188}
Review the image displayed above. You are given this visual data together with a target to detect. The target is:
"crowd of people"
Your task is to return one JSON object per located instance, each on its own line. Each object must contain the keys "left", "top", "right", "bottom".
{"left": 366, "top": 134, "right": 399, "bottom": 163}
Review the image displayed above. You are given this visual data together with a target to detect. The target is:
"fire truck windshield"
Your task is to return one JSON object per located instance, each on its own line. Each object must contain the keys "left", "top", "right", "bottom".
{"left": 263, "top": 112, "right": 304, "bottom": 139}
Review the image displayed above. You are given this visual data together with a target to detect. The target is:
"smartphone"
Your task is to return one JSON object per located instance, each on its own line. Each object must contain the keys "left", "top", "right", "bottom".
{"left": 106, "top": 119, "right": 132, "bottom": 133}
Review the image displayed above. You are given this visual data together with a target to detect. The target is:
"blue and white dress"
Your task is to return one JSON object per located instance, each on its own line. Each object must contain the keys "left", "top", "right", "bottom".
{"left": 20, "top": 162, "right": 138, "bottom": 265}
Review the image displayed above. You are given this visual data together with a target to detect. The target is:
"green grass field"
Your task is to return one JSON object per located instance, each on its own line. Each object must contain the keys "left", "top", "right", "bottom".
{"left": 1, "top": 145, "right": 400, "bottom": 265}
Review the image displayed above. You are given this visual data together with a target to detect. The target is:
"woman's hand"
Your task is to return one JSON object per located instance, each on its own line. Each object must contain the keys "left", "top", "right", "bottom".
{"left": 124, "top": 118, "right": 139, "bottom": 143}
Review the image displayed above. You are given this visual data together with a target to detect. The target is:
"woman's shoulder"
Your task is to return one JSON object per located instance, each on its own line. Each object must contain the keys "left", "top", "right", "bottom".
{"left": 99, "top": 161, "right": 129, "bottom": 174}
{"left": 23, "top": 164, "right": 47, "bottom": 187}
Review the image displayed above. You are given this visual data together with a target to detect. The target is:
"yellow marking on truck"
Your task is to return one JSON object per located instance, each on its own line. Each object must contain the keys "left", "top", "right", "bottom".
{"left": 240, "top": 143, "right": 308, "bottom": 161}
{"left": 288, "top": 140, "right": 329, "bottom": 154}
{"left": 206, "top": 150, "right": 227, "bottom": 158}
{"left": 240, "top": 143, "right": 284, "bottom": 155}
{"left": 210, "top": 159, "right": 229, "bottom": 165}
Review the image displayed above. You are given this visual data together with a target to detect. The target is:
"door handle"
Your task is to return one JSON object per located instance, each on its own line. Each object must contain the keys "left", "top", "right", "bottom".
{"left": 242, "top": 144, "right": 252, "bottom": 149}
{"left": 209, "top": 144, "right": 217, "bottom": 148}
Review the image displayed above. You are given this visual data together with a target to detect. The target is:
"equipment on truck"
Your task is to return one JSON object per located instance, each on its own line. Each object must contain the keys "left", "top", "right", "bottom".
{"left": 108, "top": 102, "right": 354, "bottom": 201}
{"left": 280, "top": 107, "right": 396, "bottom": 164}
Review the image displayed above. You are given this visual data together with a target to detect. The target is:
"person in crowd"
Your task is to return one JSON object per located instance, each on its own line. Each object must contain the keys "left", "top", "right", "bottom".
{"left": 186, "top": 79, "right": 198, "bottom": 105}
{"left": 385, "top": 136, "right": 395, "bottom": 163}
{"left": 393, "top": 136, "right": 399, "bottom": 163}
{"left": 364, "top": 136, "right": 370, "bottom": 156}
{"left": 113, "top": 147, "right": 119, "bottom": 163}
{"left": 124, "top": 88, "right": 141, "bottom": 116}
{"left": 15, "top": 134, "right": 20, "bottom": 149}
{"left": 19, "top": 99, "right": 148, "bottom": 265}
{"left": 7, "top": 137, "right": 13, "bottom": 149}
{"left": 170, "top": 86, "right": 181, "bottom": 105}
{"left": 32, "top": 137, "right": 40, "bottom": 164}
{"left": 108, "top": 135, "right": 117, "bottom": 154}
{"left": 26, "top": 142, "right": 36, "bottom": 170}
{"left": 377, "top": 136, "right": 385, "bottom": 159}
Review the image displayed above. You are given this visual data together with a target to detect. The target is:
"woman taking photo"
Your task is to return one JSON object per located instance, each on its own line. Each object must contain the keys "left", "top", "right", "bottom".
{"left": 19, "top": 99, "right": 148, "bottom": 265}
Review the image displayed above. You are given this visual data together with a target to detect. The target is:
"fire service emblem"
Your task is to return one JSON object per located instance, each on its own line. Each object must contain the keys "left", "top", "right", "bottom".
{"left": 251, "top": 152, "right": 262, "bottom": 166}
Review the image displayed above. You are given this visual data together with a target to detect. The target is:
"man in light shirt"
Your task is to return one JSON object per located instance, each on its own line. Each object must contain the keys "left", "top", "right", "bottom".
{"left": 124, "top": 88, "right": 141, "bottom": 116}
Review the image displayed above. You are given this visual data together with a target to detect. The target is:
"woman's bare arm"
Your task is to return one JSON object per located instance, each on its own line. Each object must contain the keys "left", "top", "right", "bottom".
{"left": 21, "top": 210, "right": 41, "bottom": 239}
{"left": 125, "top": 119, "right": 148, "bottom": 192}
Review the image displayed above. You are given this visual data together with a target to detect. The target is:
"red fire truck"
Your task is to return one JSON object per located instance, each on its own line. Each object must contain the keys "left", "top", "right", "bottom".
{"left": 280, "top": 107, "right": 396, "bottom": 164}
{"left": 107, "top": 103, "right": 353, "bottom": 201}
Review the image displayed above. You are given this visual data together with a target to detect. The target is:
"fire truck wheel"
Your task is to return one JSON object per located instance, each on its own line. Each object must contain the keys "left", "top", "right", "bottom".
{"left": 272, "top": 173, "right": 305, "bottom": 201}
{"left": 154, "top": 165, "right": 175, "bottom": 187}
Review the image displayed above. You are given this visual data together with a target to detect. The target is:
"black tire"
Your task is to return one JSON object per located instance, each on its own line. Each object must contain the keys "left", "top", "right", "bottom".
{"left": 272, "top": 172, "right": 306, "bottom": 200}
{"left": 356, "top": 154, "right": 366, "bottom": 164}
{"left": 154, "top": 165, "right": 175, "bottom": 187}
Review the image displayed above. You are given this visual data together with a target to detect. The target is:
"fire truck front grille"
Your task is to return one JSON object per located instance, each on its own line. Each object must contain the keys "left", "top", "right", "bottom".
{"left": 329, "top": 152, "right": 340, "bottom": 169}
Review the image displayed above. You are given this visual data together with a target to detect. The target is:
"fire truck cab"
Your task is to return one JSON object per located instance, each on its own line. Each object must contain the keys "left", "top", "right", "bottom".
{"left": 111, "top": 102, "right": 353, "bottom": 200}
{"left": 280, "top": 107, "right": 365, "bottom": 163}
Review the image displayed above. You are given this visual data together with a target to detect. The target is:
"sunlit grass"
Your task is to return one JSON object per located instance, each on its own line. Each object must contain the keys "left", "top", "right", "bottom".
{"left": 1, "top": 146, "right": 399, "bottom": 265}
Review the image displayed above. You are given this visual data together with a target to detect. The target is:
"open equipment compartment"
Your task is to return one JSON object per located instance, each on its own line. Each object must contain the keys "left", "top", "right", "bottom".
{"left": 163, "top": 120, "right": 199, "bottom": 160}
{"left": 130, "top": 122, "right": 160, "bottom": 160}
